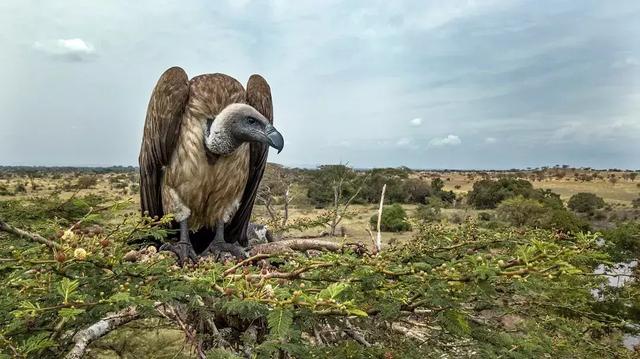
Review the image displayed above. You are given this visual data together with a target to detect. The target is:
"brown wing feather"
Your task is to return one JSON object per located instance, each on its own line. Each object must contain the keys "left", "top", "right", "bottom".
{"left": 225, "top": 74, "right": 273, "bottom": 246}
{"left": 139, "top": 67, "right": 190, "bottom": 218}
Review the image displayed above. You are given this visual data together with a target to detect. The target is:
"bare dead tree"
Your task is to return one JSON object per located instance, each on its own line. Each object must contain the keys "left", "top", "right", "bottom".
{"left": 327, "top": 173, "right": 368, "bottom": 237}
{"left": 256, "top": 164, "right": 296, "bottom": 232}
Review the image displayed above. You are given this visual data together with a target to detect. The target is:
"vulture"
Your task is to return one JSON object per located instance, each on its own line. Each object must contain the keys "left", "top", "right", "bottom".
{"left": 138, "top": 67, "right": 283, "bottom": 264}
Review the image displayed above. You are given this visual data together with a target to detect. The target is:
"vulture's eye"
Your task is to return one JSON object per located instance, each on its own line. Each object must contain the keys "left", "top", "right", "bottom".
{"left": 247, "top": 117, "right": 257, "bottom": 125}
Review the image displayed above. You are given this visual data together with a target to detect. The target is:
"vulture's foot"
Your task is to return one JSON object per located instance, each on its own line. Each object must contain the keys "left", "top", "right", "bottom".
{"left": 160, "top": 241, "right": 198, "bottom": 266}
{"left": 200, "top": 221, "right": 247, "bottom": 261}
{"left": 201, "top": 239, "right": 247, "bottom": 261}
{"left": 160, "top": 220, "right": 197, "bottom": 266}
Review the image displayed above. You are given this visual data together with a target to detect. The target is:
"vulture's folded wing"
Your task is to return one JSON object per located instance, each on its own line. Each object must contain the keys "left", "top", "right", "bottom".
{"left": 225, "top": 74, "right": 273, "bottom": 246}
{"left": 138, "top": 67, "right": 190, "bottom": 217}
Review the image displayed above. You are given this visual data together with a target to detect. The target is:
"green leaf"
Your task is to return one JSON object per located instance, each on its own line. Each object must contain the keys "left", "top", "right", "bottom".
{"left": 19, "top": 332, "right": 56, "bottom": 355}
{"left": 347, "top": 307, "right": 368, "bottom": 317}
{"left": 58, "top": 307, "right": 85, "bottom": 320}
{"left": 108, "top": 291, "right": 132, "bottom": 303}
{"left": 440, "top": 310, "right": 470, "bottom": 336}
{"left": 319, "top": 282, "right": 348, "bottom": 299}
{"left": 57, "top": 278, "right": 79, "bottom": 304}
{"left": 267, "top": 308, "right": 293, "bottom": 339}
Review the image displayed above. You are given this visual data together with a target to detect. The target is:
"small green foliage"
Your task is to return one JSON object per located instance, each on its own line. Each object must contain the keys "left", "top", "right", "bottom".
{"left": 496, "top": 195, "right": 589, "bottom": 233}
{"left": 267, "top": 308, "right": 293, "bottom": 339}
{"left": 57, "top": 278, "right": 80, "bottom": 304}
{"left": 414, "top": 197, "right": 443, "bottom": 223}
{"left": 468, "top": 178, "right": 559, "bottom": 209}
{"left": 568, "top": 192, "right": 606, "bottom": 214}
{"left": 370, "top": 204, "right": 411, "bottom": 232}
{"left": 603, "top": 221, "right": 640, "bottom": 262}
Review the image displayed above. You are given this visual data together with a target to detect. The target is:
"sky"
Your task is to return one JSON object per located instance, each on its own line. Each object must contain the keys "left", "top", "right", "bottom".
{"left": 0, "top": 0, "right": 639, "bottom": 170}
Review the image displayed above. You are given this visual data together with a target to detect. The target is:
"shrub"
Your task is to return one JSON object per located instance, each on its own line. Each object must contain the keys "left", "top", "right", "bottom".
{"left": 496, "top": 196, "right": 589, "bottom": 233}
{"left": 414, "top": 197, "right": 442, "bottom": 223}
{"left": 478, "top": 212, "right": 493, "bottom": 221}
{"left": 603, "top": 221, "right": 640, "bottom": 262}
{"left": 449, "top": 211, "right": 467, "bottom": 224}
{"left": 403, "top": 178, "right": 431, "bottom": 204}
{"left": 632, "top": 196, "right": 640, "bottom": 209}
{"left": 0, "top": 184, "right": 11, "bottom": 196}
{"left": 307, "top": 165, "right": 360, "bottom": 207}
{"left": 542, "top": 208, "right": 590, "bottom": 233}
{"left": 496, "top": 196, "right": 546, "bottom": 227}
{"left": 467, "top": 178, "right": 538, "bottom": 209}
{"left": 77, "top": 175, "right": 98, "bottom": 189}
{"left": 370, "top": 204, "right": 411, "bottom": 232}
{"left": 568, "top": 192, "right": 605, "bottom": 214}
{"left": 14, "top": 183, "right": 26, "bottom": 193}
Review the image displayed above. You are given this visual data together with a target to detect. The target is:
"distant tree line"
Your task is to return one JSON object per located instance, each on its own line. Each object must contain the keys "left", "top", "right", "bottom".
{"left": 302, "top": 165, "right": 456, "bottom": 208}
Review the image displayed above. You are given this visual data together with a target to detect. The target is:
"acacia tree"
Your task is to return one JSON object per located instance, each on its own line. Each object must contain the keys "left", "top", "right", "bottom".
{"left": 256, "top": 164, "right": 296, "bottom": 233}
{"left": 324, "top": 165, "right": 368, "bottom": 237}
{"left": 1, "top": 197, "right": 638, "bottom": 358}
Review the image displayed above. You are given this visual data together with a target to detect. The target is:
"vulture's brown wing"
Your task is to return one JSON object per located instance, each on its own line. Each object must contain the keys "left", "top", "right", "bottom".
{"left": 225, "top": 74, "right": 273, "bottom": 246}
{"left": 138, "top": 67, "right": 190, "bottom": 217}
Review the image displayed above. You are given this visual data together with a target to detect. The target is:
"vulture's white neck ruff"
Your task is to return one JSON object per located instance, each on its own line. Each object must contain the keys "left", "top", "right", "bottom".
{"left": 204, "top": 104, "right": 240, "bottom": 155}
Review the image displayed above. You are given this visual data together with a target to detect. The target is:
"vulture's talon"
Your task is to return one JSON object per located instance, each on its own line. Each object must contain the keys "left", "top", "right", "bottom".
{"left": 201, "top": 242, "right": 247, "bottom": 261}
{"left": 160, "top": 242, "right": 198, "bottom": 266}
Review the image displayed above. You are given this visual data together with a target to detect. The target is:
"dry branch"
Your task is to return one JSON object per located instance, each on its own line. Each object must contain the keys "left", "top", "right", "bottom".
{"left": 65, "top": 307, "right": 139, "bottom": 359}
{"left": 223, "top": 253, "right": 272, "bottom": 275}
{"left": 343, "top": 319, "right": 371, "bottom": 347}
{"left": 375, "top": 184, "right": 386, "bottom": 253}
{"left": 0, "top": 219, "right": 63, "bottom": 250}
{"left": 249, "top": 238, "right": 343, "bottom": 255}
{"left": 230, "top": 263, "right": 334, "bottom": 281}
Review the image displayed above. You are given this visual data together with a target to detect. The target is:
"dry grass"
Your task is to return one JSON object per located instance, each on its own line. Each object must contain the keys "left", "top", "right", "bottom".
{"left": 435, "top": 172, "right": 639, "bottom": 205}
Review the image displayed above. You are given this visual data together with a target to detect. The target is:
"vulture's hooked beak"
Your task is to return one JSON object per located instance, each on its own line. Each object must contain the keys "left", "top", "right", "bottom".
{"left": 265, "top": 124, "right": 284, "bottom": 153}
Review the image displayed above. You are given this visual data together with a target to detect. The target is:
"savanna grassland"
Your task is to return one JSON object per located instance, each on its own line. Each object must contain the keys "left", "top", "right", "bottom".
{"left": 0, "top": 164, "right": 639, "bottom": 358}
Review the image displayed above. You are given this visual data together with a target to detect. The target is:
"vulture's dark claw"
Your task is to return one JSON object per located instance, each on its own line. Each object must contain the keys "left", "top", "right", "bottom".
{"left": 160, "top": 241, "right": 198, "bottom": 266}
{"left": 200, "top": 241, "right": 247, "bottom": 261}
{"left": 199, "top": 222, "right": 247, "bottom": 261}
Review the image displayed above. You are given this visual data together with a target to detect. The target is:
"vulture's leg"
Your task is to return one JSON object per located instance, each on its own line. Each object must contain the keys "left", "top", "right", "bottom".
{"left": 160, "top": 220, "right": 197, "bottom": 266}
{"left": 201, "top": 221, "right": 247, "bottom": 260}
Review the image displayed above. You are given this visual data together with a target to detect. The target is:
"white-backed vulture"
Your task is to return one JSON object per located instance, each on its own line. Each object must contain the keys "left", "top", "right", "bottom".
{"left": 138, "top": 67, "right": 283, "bottom": 264}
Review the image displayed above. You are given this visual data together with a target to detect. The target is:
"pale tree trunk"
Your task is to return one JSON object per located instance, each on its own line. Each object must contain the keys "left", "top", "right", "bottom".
{"left": 282, "top": 184, "right": 293, "bottom": 227}
{"left": 375, "top": 184, "right": 386, "bottom": 253}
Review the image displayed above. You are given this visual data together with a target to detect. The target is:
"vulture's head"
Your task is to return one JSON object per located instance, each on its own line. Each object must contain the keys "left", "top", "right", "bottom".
{"left": 204, "top": 103, "right": 284, "bottom": 155}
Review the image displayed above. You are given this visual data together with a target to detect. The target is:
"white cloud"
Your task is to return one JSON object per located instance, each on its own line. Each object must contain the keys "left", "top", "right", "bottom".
{"left": 33, "top": 38, "right": 96, "bottom": 61}
{"left": 410, "top": 117, "right": 423, "bottom": 126}
{"left": 484, "top": 137, "right": 497, "bottom": 144}
{"left": 612, "top": 57, "right": 639, "bottom": 68}
{"left": 396, "top": 137, "right": 412, "bottom": 147}
{"left": 429, "top": 134, "right": 461, "bottom": 147}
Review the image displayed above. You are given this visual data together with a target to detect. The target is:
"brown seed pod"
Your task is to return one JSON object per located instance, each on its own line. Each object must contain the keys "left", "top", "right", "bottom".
{"left": 123, "top": 250, "right": 139, "bottom": 262}
{"left": 54, "top": 252, "right": 66, "bottom": 263}
{"left": 99, "top": 239, "right": 110, "bottom": 248}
